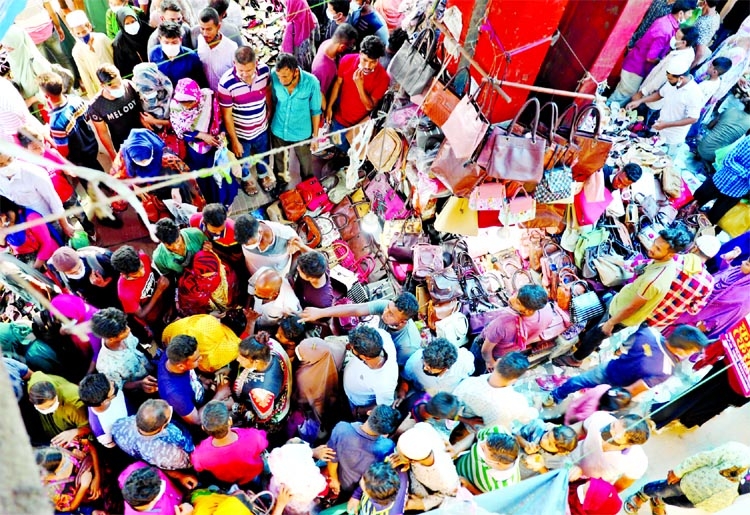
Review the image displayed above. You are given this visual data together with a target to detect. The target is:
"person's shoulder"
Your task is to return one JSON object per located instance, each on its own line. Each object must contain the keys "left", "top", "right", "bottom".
{"left": 340, "top": 53, "right": 358, "bottom": 67}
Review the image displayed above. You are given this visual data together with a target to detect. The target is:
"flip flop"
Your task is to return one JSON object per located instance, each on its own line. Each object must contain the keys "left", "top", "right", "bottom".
{"left": 242, "top": 180, "right": 260, "bottom": 196}
{"left": 260, "top": 175, "right": 276, "bottom": 192}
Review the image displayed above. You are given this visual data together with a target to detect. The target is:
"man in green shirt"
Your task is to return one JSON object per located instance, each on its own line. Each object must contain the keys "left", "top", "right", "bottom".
{"left": 28, "top": 371, "right": 90, "bottom": 446}
{"left": 152, "top": 218, "right": 207, "bottom": 277}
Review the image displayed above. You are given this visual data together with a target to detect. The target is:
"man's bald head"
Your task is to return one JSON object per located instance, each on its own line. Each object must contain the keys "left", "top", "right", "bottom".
{"left": 254, "top": 268, "right": 282, "bottom": 300}
{"left": 136, "top": 399, "right": 171, "bottom": 434}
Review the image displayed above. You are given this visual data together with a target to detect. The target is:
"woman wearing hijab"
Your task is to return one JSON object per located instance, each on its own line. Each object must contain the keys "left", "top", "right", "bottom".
{"left": 176, "top": 249, "right": 238, "bottom": 316}
{"left": 294, "top": 335, "right": 345, "bottom": 429}
{"left": 110, "top": 128, "right": 205, "bottom": 224}
{"left": 112, "top": 7, "right": 154, "bottom": 79}
{"left": 170, "top": 77, "right": 237, "bottom": 205}
{"left": 0, "top": 25, "right": 53, "bottom": 109}
{"left": 282, "top": 0, "right": 318, "bottom": 71}
{"left": 0, "top": 196, "right": 60, "bottom": 270}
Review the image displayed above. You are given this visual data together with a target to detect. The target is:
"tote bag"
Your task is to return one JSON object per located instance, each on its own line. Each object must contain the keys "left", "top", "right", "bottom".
{"left": 441, "top": 87, "right": 489, "bottom": 160}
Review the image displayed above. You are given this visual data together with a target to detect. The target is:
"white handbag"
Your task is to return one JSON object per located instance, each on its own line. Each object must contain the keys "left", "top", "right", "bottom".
{"left": 435, "top": 310, "right": 469, "bottom": 348}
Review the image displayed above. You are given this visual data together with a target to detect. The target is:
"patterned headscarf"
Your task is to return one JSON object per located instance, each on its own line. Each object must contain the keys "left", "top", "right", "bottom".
{"left": 132, "top": 63, "right": 173, "bottom": 120}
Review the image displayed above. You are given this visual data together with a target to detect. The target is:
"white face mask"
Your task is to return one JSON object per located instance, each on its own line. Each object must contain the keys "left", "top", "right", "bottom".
{"left": 243, "top": 240, "right": 260, "bottom": 250}
{"left": 36, "top": 398, "right": 59, "bottom": 415}
{"left": 669, "top": 36, "right": 678, "bottom": 50}
{"left": 65, "top": 266, "right": 86, "bottom": 280}
{"left": 133, "top": 157, "right": 153, "bottom": 167}
{"left": 141, "top": 90, "right": 158, "bottom": 99}
{"left": 350, "top": 1, "right": 361, "bottom": 12}
{"left": 161, "top": 42, "right": 181, "bottom": 58}
{"left": 326, "top": 8, "right": 336, "bottom": 21}
{"left": 124, "top": 22, "right": 140, "bottom": 35}
{"left": 108, "top": 86, "right": 125, "bottom": 98}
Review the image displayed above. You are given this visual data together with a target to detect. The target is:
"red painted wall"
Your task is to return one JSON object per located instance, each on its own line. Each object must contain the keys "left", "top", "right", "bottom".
{"left": 446, "top": 0, "right": 569, "bottom": 121}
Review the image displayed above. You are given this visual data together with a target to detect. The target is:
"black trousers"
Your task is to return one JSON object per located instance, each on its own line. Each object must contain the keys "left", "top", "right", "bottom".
{"left": 693, "top": 176, "right": 744, "bottom": 225}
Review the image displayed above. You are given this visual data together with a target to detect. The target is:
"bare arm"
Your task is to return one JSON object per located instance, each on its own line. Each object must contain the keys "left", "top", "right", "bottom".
{"left": 134, "top": 276, "right": 170, "bottom": 320}
{"left": 626, "top": 91, "right": 663, "bottom": 111}
{"left": 601, "top": 294, "right": 648, "bottom": 334}
{"left": 221, "top": 106, "right": 243, "bottom": 159}
{"left": 299, "top": 302, "right": 371, "bottom": 322}
{"left": 92, "top": 120, "right": 116, "bottom": 161}
{"left": 325, "top": 77, "right": 343, "bottom": 123}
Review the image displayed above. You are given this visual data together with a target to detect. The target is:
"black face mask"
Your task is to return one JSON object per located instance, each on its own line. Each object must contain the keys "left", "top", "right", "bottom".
{"left": 422, "top": 367, "right": 443, "bottom": 377}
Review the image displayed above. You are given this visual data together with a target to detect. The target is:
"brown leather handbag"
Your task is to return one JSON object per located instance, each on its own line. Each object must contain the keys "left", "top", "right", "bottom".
{"left": 430, "top": 140, "right": 487, "bottom": 197}
{"left": 296, "top": 215, "right": 322, "bottom": 248}
{"left": 427, "top": 299, "right": 459, "bottom": 331}
{"left": 279, "top": 189, "right": 306, "bottom": 222}
{"left": 421, "top": 67, "right": 470, "bottom": 127}
{"left": 563, "top": 103, "right": 612, "bottom": 182}
{"left": 330, "top": 198, "right": 360, "bottom": 241}
{"left": 426, "top": 268, "right": 463, "bottom": 302}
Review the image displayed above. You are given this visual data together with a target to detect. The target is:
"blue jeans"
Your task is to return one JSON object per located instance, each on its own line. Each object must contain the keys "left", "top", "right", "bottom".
{"left": 239, "top": 132, "right": 271, "bottom": 180}
{"left": 551, "top": 364, "right": 610, "bottom": 403}
{"left": 331, "top": 118, "right": 351, "bottom": 152}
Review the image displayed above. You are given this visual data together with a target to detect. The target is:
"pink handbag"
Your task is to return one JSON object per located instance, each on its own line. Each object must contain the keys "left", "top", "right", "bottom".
{"left": 413, "top": 243, "right": 444, "bottom": 279}
{"left": 574, "top": 187, "right": 613, "bottom": 225}
{"left": 670, "top": 178, "right": 693, "bottom": 209}
{"left": 441, "top": 84, "right": 489, "bottom": 160}
{"left": 469, "top": 182, "right": 506, "bottom": 211}
{"left": 364, "top": 173, "right": 409, "bottom": 220}
{"left": 499, "top": 187, "right": 536, "bottom": 226}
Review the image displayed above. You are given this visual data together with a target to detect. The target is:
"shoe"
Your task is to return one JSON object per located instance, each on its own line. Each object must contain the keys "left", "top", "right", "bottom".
{"left": 623, "top": 493, "right": 647, "bottom": 514}
{"left": 241, "top": 179, "right": 259, "bottom": 196}
{"left": 552, "top": 354, "right": 583, "bottom": 368}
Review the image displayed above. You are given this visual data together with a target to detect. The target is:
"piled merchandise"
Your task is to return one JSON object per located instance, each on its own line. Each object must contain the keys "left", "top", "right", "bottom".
{"left": 261, "top": 25, "right": 721, "bottom": 366}
{"left": 238, "top": 0, "right": 285, "bottom": 65}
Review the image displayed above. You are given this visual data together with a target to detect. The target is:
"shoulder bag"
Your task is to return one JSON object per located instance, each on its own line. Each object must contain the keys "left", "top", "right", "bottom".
{"left": 387, "top": 28, "right": 439, "bottom": 96}
{"left": 469, "top": 182, "right": 506, "bottom": 211}
{"left": 498, "top": 187, "right": 536, "bottom": 226}
{"left": 367, "top": 128, "right": 405, "bottom": 173}
{"left": 413, "top": 243, "right": 445, "bottom": 279}
{"left": 421, "top": 67, "right": 471, "bottom": 127}
{"left": 569, "top": 281, "right": 605, "bottom": 323}
{"left": 279, "top": 189, "right": 306, "bottom": 222}
{"left": 431, "top": 139, "right": 488, "bottom": 197}
{"left": 364, "top": 173, "right": 409, "bottom": 220}
{"left": 566, "top": 103, "right": 612, "bottom": 182}
{"left": 441, "top": 80, "right": 490, "bottom": 160}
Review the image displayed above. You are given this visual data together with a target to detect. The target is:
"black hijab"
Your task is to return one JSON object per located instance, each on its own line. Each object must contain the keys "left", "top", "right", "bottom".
{"left": 112, "top": 7, "right": 154, "bottom": 78}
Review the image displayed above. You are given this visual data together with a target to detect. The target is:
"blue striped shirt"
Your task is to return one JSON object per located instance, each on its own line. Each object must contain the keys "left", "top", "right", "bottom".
{"left": 48, "top": 95, "right": 98, "bottom": 156}
{"left": 217, "top": 64, "right": 270, "bottom": 141}
{"left": 713, "top": 135, "right": 750, "bottom": 198}
{"left": 270, "top": 70, "right": 322, "bottom": 142}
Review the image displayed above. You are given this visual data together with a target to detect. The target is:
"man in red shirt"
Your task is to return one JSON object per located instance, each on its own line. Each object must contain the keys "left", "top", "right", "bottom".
{"left": 192, "top": 400, "right": 268, "bottom": 487}
{"left": 111, "top": 245, "right": 171, "bottom": 339}
{"left": 325, "top": 35, "right": 388, "bottom": 151}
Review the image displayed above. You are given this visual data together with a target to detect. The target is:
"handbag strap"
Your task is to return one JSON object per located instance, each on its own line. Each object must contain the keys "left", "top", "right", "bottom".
{"left": 538, "top": 101, "right": 559, "bottom": 146}
{"left": 506, "top": 97, "right": 541, "bottom": 143}
{"left": 542, "top": 238, "right": 564, "bottom": 259}
{"left": 570, "top": 280, "right": 591, "bottom": 296}
{"left": 574, "top": 103, "right": 603, "bottom": 138}
{"left": 413, "top": 28, "right": 438, "bottom": 60}
{"left": 555, "top": 103, "right": 579, "bottom": 139}
{"left": 441, "top": 66, "right": 471, "bottom": 97}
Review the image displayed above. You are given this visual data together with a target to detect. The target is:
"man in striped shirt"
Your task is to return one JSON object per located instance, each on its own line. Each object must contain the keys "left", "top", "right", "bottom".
{"left": 37, "top": 71, "right": 102, "bottom": 172}
{"left": 456, "top": 426, "right": 521, "bottom": 494}
{"left": 218, "top": 46, "right": 274, "bottom": 195}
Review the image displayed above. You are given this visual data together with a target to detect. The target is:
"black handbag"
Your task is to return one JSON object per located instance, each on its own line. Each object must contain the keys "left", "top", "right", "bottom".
{"left": 569, "top": 281, "right": 605, "bottom": 323}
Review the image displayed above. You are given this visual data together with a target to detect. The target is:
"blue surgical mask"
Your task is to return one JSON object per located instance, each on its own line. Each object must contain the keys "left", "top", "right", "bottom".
{"left": 80, "top": 33, "right": 92, "bottom": 44}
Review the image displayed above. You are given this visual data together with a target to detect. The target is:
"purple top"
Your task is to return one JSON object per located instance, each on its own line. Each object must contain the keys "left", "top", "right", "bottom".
{"left": 311, "top": 40, "right": 338, "bottom": 96}
{"left": 622, "top": 14, "right": 679, "bottom": 77}
{"left": 50, "top": 294, "right": 102, "bottom": 361}
{"left": 119, "top": 462, "right": 184, "bottom": 514}
{"left": 294, "top": 274, "right": 334, "bottom": 309}
{"left": 328, "top": 421, "right": 382, "bottom": 492}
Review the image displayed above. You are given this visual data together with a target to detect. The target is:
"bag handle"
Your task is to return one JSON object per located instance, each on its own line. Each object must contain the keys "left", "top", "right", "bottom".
{"left": 538, "top": 101, "right": 559, "bottom": 146}
{"left": 555, "top": 103, "right": 579, "bottom": 140}
{"left": 506, "top": 97, "right": 541, "bottom": 143}
{"left": 440, "top": 66, "right": 471, "bottom": 97}
{"left": 413, "top": 28, "right": 438, "bottom": 60}
{"left": 542, "top": 238, "right": 564, "bottom": 259}
{"left": 570, "top": 280, "right": 591, "bottom": 296}
{"left": 574, "top": 103, "right": 603, "bottom": 138}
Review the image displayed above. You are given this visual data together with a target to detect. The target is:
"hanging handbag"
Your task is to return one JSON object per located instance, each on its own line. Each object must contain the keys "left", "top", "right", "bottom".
{"left": 386, "top": 218, "right": 428, "bottom": 262}
{"left": 661, "top": 164, "right": 682, "bottom": 198}
{"left": 367, "top": 128, "right": 405, "bottom": 173}
{"left": 387, "top": 27, "right": 439, "bottom": 96}
{"left": 534, "top": 163, "right": 573, "bottom": 204}
{"left": 364, "top": 173, "right": 409, "bottom": 221}
{"left": 594, "top": 251, "right": 633, "bottom": 287}
{"left": 431, "top": 139, "right": 488, "bottom": 197}
{"left": 441, "top": 81, "right": 490, "bottom": 160}
{"left": 426, "top": 268, "right": 463, "bottom": 302}
{"left": 477, "top": 97, "right": 546, "bottom": 184}
{"left": 321, "top": 169, "right": 355, "bottom": 204}
{"left": 540, "top": 239, "right": 573, "bottom": 297}
{"left": 469, "top": 182, "right": 506, "bottom": 211}
{"left": 279, "top": 189, "right": 306, "bottom": 222}
{"left": 413, "top": 243, "right": 445, "bottom": 279}
{"left": 573, "top": 227, "right": 608, "bottom": 268}
{"left": 436, "top": 310, "right": 470, "bottom": 348}
{"left": 573, "top": 184, "right": 613, "bottom": 226}
{"left": 556, "top": 268, "right": 580, "bottom": 311}
{"left": 421, "top": 67, "right": 471, "bottom": 127}
{"left": 427, "top": 299, "right": 459, "bottom": 331}
{"left": 565, "top": 103, "right": 612, "bottom": 182}
{"left": 569, "top": 281, "right": 605, "bottom": 323}
{"left": 434, "top": 196, "right": 479, "bottom": 236}
{"left": 297, "top": 177, "right": 333, "bottom": 213}
{"left": 315, "top": 212, "right": 347, "bottom": 248}
{"left": 296, "top": 215, "right": 322, "bottom": 248}
{"left": 499, "top": 187, "right": 536, "bottom": 226}
{"left": 349, "top": 188, "right": 372, "bottom": 218}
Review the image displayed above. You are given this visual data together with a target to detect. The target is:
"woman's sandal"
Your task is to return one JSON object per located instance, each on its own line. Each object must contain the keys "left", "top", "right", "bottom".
{"left": 623, "top": 493, "right": 646, "bottom": 514}
{"left": 650, "top": 498, "right": 667, "bottom": 515}
{"left": 242, "top": 180, "right": 260, "bottom": 196}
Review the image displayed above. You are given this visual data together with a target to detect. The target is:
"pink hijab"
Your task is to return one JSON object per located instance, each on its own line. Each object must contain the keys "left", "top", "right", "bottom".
{"left": 282, "top": 0, "right": 317, "bottom": 52}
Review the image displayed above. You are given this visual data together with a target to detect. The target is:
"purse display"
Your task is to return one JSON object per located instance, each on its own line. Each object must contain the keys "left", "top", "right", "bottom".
{"left": 364, "top": 173, "right": 409, "bottom": 221}
{"left": 297, "top": 177, "right": 333, "bottom": 213}
{"left": 431, "top": 139, "right": 488, "bottom": 197}
{"left": 425, "top": 268, "right": 463, "bottom": 302}
{"left": 387, "top": 27, "right": 439, "bottom": 96}
{"left": 413, "top": 243, "right": 444, "bottom": 279}
{"left": 441, "top": 82, "right": 490, "bottom": 160}
{"left": 367, "top": 128, "right": 405, "bottom": 173}
{"left": 469, "top": 182, "right": 506, "bottom": 211}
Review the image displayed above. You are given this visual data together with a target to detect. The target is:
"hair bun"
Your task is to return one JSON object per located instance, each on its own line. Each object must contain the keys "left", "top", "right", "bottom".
{"left": 255, "top": 331, "right": 270, "bottom": 346}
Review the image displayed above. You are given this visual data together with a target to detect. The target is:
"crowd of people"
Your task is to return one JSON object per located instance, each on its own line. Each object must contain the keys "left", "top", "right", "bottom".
{"left": 2, "top": 0, "right": 750, "bottom": 514}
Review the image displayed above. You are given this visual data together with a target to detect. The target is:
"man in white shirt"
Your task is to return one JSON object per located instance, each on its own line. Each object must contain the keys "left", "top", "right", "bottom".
{"left": 452, "top": 352, "right": 538, "bottom": 430}
{"left": 571, "top": 412, "right": 650, "bottom": 491}
{"left": 235, "top": 214, "right": 312, "bottom": 275}
{"left": 0, "top": 153, "right": 74, "bottom": 237}
{"left": 194, "top": 7, "right": 237, "bottom": 91}
{"left": 390, "top": 422, "right": 460, "bottom": 511}
{"left": 247, "top": 267, "right": 301, "bottom": 329}
{"left": 343, "top": 325, "right": 399, "bottom": 419}
{"left": 627, "top": 59, "right": 703, "bottom": 156}
{"left": 403, "top": 337, "right": 474, "bottom": 396}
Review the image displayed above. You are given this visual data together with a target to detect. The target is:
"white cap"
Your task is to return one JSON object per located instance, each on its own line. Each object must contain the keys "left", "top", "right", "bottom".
{"left": 695, "top": 235, "right": 721, "bottom": 258}
{"left": 66, "top": 10, "right": 89, "bottom": 28}
{"left": 666, "top": 54, "right": 693, "bottom": 76}
{"left": 397, "top": 422, "right": 440, "bottom": 461}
